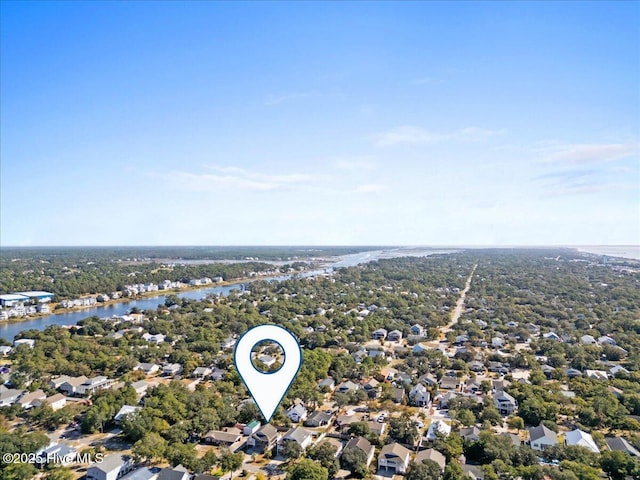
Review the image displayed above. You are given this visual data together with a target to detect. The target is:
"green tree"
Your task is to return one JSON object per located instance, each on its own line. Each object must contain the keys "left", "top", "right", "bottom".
{"left": 281, "top": 440, "right": 303, "bottom": 460}
{"left": 132, "top": 432, "right": 167, "bottom": 463}
{"left": 407, "top": 460, "right": 443, "bottom": 480}
{"left": 340, "top": 447, "right": 369, "bottom": 478}
{"left": 287, "top": 458, "right": 329, "bottom": 480}
{"left": 347, "top": 421, "right": 371, "bottom": 438}
{"left": 456, "top": 409, "right": 476, "bottom": 426}
{"left": 219, "top": 450, "right": 244, "bottom": 479}
{"left": 308, "top": 441, "right": 340, "bottom": 478}
{"left": 508, "top": 416, "right": 525, "bottom": 431}
{"left": 443, "top": 462, "right": 468, "bottom": 480}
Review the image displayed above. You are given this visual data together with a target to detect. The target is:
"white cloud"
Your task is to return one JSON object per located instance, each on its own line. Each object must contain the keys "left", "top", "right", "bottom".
{"left": 541, "top": 143, "right": 637, "bottom": 165}
{"left": 353, "top": 184, "right": 387, "bottom": 194}
{"left": 373, "top": 125, "right": 504, "bottom": 147}
{"left": 334, "top": 157, "right": 376, "bottom": 170}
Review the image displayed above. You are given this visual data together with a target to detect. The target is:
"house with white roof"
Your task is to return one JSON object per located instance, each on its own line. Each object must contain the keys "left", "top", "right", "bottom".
{"left": 426, "top": 420, "right": 451, "bottom": 441}
{"left": 565, "top": 429, "right": 599, "bottom": 453}
{"left": 286, "top": 403, "right": 309, "bottom": 423}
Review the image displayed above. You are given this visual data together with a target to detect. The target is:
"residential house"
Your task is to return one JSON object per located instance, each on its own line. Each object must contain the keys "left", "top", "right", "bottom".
{"left": 18, "top": 389, "right": 46, "bottom": 409}
{"left": 362, "top": 378, "right": 380, "bottom": 398}
{"left": 409, "top": 384, "right": 431, "bottom": 407}
{"left": 318, "top": 377, "right": 336, "bottom": 392}
{"left": 36, "top": 443, "right": 77, "bottom": 466}
{"left": 605, "top": 437, "right": 640, "bottom": 456}
{"left": 414, "top": 448, "right": 446, "bottom": 471}
{"left": 0, "top": 346, "right": 12, "bottom": 356}
{"left": 278, "top": 427, "right": 313, "bottom": 454}
{"left": 494, "top": 391, "right": 518, "bottom": 415}
{"left": 610, "top": 365, "right": 630, "bottom": 377}
{"left": 335, "top": 415, "right": 358, "bottom": 431}
{"left": 462, "top": 464, "right": 485, "bottom": 480}
{"left": 387, "top": 330, "right": 403, "bottom": 342}
{"left": 440, "top": 376, "right": 461, "bottom": 391}
{"left": 528, "top": 424, "right": 558, "bottom": 451}
{"left": 203, "top": 428, "right": 243, "bottom": 447}
{"left": 14, "top": 338, "right": 35, "bottom": 348}
{"left": 542, "top": 332, "right": 561, "bottom": 341}
{"left": 458, "top": 426, "right": 481, "bottom": 442}
{"left": 598, "top": 335, "right": 616, "bottom": 346}
{"left": 372, "top": 328, "right": 388, "bottom": 340}
{"left": 157, "top": 465, "right": 190, "bottom": 480}
{"left": 243, "top": 420, "right": 260, "bottom": 436}
{"left": 35, "top": 393, "right": 67, "bottom": 411}
{"left": 352, "top": 350, "right": 368, "bottom": 363}
{"left": 131, "top": 380, "right": 150, "bottom": 398}
{"left": 392, "top": 387, "right": 405, "bottom": 404}
{"left": 247, "top": 424, "right": 279, "bottom": 453}
{"left": 86, "top": 454, "right": 134, "bottom": 480}
{"left": 120, "top": 468, "right": 159, "bottom": 480}
{"left": 368, "top": 349, "right": 386, "bottom": 360}
{"left": 0, "top": 386, "right": 23, "bottom": 407}
{"left": 343, "top": 436, "right": 375, "bottom": 466}
{"left": 581, "top": 335, "right": 596, "bottom": 345}
{"left": 411, "top": 324, "right": 425, "bottom": 336}
{"left": 305, "top": 410, "right": 333, "bottom": 427}
{"left": 114, "top": 405, "right": 140, "bottom": 423}
{"left": 57, "top": 375, "right": 89, "bottom": 396}
{"left": 396, "top": 371, "right": 413, "bottom": 384}
{"left": 192, "top": 367, "right": 212, "bottom": 378}
{"left": 426, "top": 420, "right": 451, "bottom": 441}
{"left": 337, "top": 380, "right": 360, "bottom": 394}
{"left": 565, "top": 429, "right": 599, "bottom": 453}
{"left": 162, "top": 364, "right": 182, "bottom": 376}
{"left": 585, "top": 370, "right": 608, "bottom": 381}
{"left": 378, "top": 443, "right": 411, "bottom": 474}
{"left": 142, "top": 333, "right": 165, "bottom": 343}
{"left": 286, "top": 403, "right": 309, "bottom": 423}
{"left": 76, "top": 376, "right": 113, "bottom": 396}
{"left": 317, "top": 437, "right": 343, "bottom": 456}
{"left": 135, "top": 363, "right": 160, "bottom": 376}
{"left": 210, "top": 368, "right": 226, "bottom": 381}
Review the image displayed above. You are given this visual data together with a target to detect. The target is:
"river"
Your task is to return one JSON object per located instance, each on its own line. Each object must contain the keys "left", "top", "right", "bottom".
{"left": 0, "top": 248, "right": 455, "bottom": 341}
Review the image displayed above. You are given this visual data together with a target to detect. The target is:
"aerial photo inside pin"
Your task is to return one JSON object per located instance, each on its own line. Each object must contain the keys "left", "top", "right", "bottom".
{"left": 234, "top": 324, "right": 303, "bottom": 422}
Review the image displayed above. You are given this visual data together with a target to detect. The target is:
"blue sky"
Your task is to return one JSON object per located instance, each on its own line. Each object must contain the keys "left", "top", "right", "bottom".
{"left": 1, "top": 1, "right": 638, "bottom": 246}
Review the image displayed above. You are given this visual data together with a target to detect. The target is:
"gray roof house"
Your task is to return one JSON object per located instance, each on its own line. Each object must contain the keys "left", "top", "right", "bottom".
{"left": 86, "top": 454, "right": 134, "bottom": 480}
{"left": 528, "top": 424, "right": 558, "bottom": 451}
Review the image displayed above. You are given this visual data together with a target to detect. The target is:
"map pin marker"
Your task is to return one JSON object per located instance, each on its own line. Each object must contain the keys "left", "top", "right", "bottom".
{"left": 234, "top": 324, "right": 302, "bottom": 423}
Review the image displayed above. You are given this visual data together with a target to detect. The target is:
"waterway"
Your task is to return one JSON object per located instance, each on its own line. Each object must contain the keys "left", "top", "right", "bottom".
{"left": 0, "top": 248, "right": 455, "bottom": 341}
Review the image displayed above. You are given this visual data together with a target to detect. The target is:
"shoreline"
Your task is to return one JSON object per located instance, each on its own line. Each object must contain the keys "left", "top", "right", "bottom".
{"left": 0, "top": 273, "right": 291, "bottom": 326}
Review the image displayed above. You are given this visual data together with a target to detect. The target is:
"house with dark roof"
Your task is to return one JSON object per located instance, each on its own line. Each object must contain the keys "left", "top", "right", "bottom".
{"left": 528, "top": 424, "right": 558, "bottom": 451}
{"left": 304, "top": 410, "right": 333, "bottom": 427}
{"left": 493, "top": 390, "right": 518, "bottom": 415}
{"left": 605, "top": 437, "right": 640, "bottom": 456}
{"left": 247, "top": 424, "right": 279, "bottom": 453}
{"left": 343, "top": 436, "right": 375, "bottom": 466}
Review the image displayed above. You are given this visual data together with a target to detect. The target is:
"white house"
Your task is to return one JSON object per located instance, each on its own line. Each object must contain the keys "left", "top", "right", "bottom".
{"left": 426, "top": 420, "right": 451, "bottom": 441}
{"left": 378, "top": 443, "right": 411, "bottom": 474}
{"left": 528, "top": 424, "right": 558, "bottom": 451}
{"left": 409, "top": 383, "right": 431, "bottom": 407}
{"left": 286, "top": 403, "right": 309, "bottom": 423}
{"left": 86, "top": 454, "right": 134, "bottom": 480}
{"left": 14, "top": 338, "right": 35, "bottom": 348}
{"left": 565, "top": 429, "right": 599, "bottom": 453}
{"left": 114, "top": 405, "right": 140, "bottom": 423}
{"left": 278, "top": 427, "right": 313, "bottom": 453}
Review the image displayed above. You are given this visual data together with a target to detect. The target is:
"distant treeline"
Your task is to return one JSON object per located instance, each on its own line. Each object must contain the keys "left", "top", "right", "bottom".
{"left": 0, "top": 245, "right": 382, "bottom": 262}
